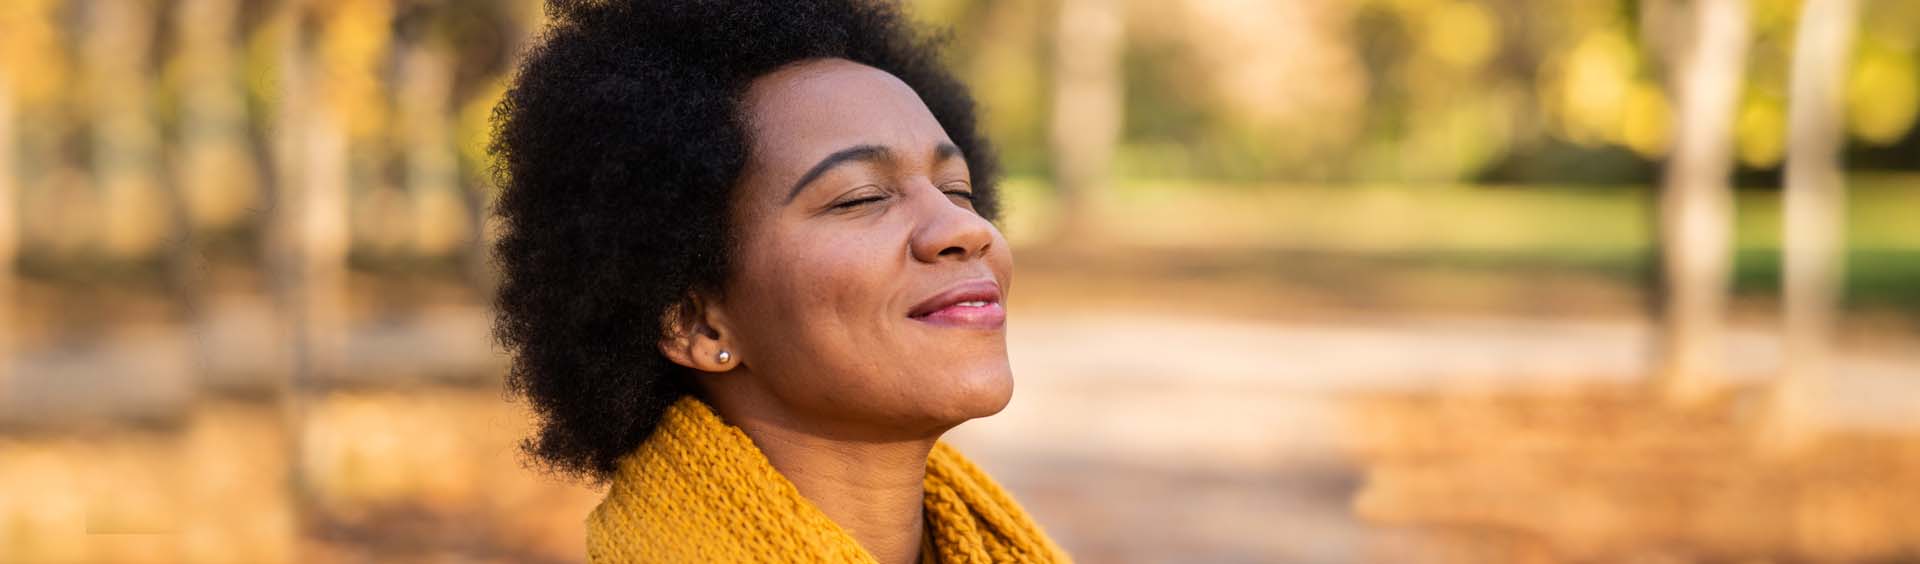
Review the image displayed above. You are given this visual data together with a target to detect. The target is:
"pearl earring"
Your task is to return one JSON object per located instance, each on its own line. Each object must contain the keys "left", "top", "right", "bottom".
{"left": 716, "top": 350, "right": 731, "bottom": 364}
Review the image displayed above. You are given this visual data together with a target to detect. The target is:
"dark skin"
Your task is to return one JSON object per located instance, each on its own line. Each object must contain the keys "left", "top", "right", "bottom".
{"left": 659, "top": 58, "right": 1016, "bottom": 564}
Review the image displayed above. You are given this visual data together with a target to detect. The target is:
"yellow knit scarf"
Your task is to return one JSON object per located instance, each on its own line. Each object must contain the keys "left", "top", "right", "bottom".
{"left": 585, "top": 395, "right": 1072, "bottom": 563}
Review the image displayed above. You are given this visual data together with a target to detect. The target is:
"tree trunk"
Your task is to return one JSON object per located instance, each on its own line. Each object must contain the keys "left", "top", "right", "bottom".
{"left": 1047, "top": 0, "right": 1125, "bottom": 246}
{"left": 0, "top": 74, "right": 15, "bottom": 393}
{"left": 1768, "top": 0, "right": 1859, "bottom": 452}
{"left": 397, "top": 37, "right": 463, "bottom": 258}
{"left": 85, "top": 0, "right": 166, "bottom": 258}
{"left": 1655, "top": 0, "right": 1748, "bottom": 406}
{"left": 270, "top": 2, "right": 351, "bottom": 397}
{"left": 175, "top": 0, "right": 257, "bottom": 231}
{"left": 266, "top": 0, "right": 344, "bottom": 534}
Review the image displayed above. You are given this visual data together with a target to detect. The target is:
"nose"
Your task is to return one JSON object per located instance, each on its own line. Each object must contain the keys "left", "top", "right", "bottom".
{"left": 908, "top": 183, "right": 995, "bottom": 263}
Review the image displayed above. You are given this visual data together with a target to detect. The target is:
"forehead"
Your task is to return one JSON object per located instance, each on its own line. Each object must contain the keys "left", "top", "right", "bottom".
{"left": 738, "top": 58, "right": 950, "bottom": 164}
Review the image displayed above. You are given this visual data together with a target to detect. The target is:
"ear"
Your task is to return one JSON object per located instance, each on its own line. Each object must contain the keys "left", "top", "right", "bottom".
{"left": 658, "top": 292, "right": 740, "bottom": 373}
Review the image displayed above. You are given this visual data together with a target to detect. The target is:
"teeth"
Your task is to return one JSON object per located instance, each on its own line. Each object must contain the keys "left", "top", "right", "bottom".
{"left": 956, "top": 300, "right": 987, "bottom": 307}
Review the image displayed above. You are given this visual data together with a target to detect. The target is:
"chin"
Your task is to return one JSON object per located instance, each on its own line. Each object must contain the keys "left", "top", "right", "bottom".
{"left": 925, "top": 360, "right": 1015, "bottom": 424}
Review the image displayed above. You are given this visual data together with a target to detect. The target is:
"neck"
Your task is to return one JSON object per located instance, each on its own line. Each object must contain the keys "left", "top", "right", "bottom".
{"left": 697, "top": 383, "right": 940, "bottom": 564}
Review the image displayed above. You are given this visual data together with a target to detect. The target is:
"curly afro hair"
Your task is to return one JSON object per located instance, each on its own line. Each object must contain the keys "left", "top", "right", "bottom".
{"left": 489, "top": 0, "right": 1002, "bottom": 482}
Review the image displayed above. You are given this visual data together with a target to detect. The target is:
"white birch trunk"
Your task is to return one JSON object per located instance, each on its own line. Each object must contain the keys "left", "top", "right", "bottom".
{"left": 1655, "top": 0, "right": 1748, "bottom": 406}
{"left": 1768, "top": 0, "right": 1860, "bottom": 452}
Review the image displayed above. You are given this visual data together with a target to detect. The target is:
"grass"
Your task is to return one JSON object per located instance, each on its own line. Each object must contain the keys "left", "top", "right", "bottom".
{"left": 998, "top": 173, "right": 1920, "bottom": 314}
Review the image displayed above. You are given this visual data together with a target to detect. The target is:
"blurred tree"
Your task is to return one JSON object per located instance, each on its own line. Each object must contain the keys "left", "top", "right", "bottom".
{"left": 0, "top": 70, "right": 14, "bottom": 388}
{"left": 263, "top": 0, "right": 342, "bottom": 523}
{"left": 943, "top": 0, "right": 1048, "bottom": 175}
{"left": 173, "top": 0, "right": 260, "bottom": 232}
{"left": 0, "top": 11, "right": 29, "bottom": 340}
{"left": 1048, "top": 0, "right": 1125, "bottom": 244}
{"left": 0, "top": 0, "right": 41, "bottom": 391}
{"left": 393, "top": 2, "right": 465, "bottom": 260}
{"left": 1653, "top": 0, "right": 1747, "bottom": 406}
{"left": 451, "top": 0, "right": 538, "bottom": 294}
{"left": 270, "top": 0, "right": 352, "bottom": 386}
{"left": 1770, "top": 0, "right": 1860, "bottom": 451}
{"left": 168, "top": 0, "right": 256, "bottom": 394}
{"left": 1845, "top": 13, "right": 1918, "bottom": 147}
{"left": 84, "top": 0, "right": 169, "bottom": 257}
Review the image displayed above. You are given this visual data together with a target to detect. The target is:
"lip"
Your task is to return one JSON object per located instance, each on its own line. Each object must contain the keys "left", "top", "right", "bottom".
{"left": 907, "top": 278, "right": 1005, "bottom": 329}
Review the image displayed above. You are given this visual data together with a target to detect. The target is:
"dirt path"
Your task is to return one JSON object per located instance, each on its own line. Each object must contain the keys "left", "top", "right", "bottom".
{"left": 945, "top": 311, "right": 1920, "bottom": 562}
{"left": 8, "top": 303, "right": 1918, "bottom": 562}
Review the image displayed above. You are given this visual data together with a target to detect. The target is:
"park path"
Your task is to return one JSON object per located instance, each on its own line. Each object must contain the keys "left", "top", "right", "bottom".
{"left": 946, "top": 312, "right": 1920, "bottom": 563}
{"left": 5, "top": 303, "right": 1918, "bottom": 562}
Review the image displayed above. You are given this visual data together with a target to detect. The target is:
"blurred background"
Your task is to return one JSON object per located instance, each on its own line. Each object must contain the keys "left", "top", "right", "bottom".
{"left": 1, "top": 0, "right": 1917, "bottom": 562}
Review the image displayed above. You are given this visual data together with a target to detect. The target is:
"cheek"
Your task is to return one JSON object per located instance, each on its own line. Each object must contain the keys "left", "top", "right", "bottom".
{"left": 737, "top": 224, "right": 901, "bottom": 345}
{"left": 732, "top": 223, "right": 921, "bottom": 412}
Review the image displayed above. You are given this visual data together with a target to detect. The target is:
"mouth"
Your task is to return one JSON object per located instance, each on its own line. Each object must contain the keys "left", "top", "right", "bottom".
{"left": 907, "top": 278, "right": 1006, "bottom": 329}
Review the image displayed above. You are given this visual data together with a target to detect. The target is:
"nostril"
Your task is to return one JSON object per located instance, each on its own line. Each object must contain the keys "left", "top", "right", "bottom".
{"left": 939, "top": 240, "right": 988, "bottom": 258}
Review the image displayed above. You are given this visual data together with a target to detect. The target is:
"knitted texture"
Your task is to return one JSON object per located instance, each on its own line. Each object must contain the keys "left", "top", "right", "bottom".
{"left": 585, "top": 395, "right": 1072, "bottom": 563}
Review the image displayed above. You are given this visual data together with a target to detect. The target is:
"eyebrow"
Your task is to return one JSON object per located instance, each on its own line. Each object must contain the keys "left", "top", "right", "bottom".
{"left": 783, "top": 141, "right": 965, "bottom": 204}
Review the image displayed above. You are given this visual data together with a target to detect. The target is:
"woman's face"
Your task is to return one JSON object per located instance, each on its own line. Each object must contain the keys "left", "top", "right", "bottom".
{"left": 697, "top": 58, "right": 1014, "bottom": 438}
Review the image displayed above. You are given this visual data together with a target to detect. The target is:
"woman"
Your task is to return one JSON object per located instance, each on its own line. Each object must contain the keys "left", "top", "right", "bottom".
{"left": 489, "top": 1, "right": 1069, "bottom": 562}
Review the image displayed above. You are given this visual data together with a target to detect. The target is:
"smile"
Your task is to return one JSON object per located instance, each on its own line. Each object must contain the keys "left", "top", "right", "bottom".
{"left": 907, "top": 279, "right": 1007, "bottom": 329}
{"left": 910, "top": 300, "right": 1006, "bottom": 329}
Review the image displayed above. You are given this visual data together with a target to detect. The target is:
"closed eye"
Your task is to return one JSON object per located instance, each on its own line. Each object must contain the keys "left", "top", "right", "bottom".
{"left": 941, "top": 181, "right": 975, "bottom": 202}
{"left": 832, "top": 195, "right": 887, "bottom": 209}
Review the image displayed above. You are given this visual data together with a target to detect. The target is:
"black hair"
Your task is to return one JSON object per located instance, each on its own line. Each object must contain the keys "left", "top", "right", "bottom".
{"left": 488, "top": 0, "right": 1000, "bottom": 481}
